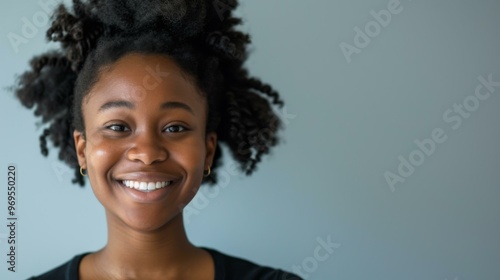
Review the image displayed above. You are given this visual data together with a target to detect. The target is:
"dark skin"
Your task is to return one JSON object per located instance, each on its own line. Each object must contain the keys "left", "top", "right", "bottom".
{"left": 73, "top": 53, "right": 217, "bottom": 279}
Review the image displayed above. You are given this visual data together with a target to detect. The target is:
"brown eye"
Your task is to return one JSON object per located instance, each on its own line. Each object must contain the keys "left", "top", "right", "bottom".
{"left": 106, "top": 124, "right": 130, "bottom": 132}
{"left": 164, "top": 125, "right": 188, "bottom": 133}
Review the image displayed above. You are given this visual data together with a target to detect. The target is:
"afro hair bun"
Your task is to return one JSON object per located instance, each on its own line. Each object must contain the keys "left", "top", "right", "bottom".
{"left": 94, "top": 0, "right": 211, "bottom": 39}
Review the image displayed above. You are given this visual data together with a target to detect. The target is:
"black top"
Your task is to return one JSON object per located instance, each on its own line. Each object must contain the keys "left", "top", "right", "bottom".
{"left": 27, "top": 247, "right": 303, "bottom": 280}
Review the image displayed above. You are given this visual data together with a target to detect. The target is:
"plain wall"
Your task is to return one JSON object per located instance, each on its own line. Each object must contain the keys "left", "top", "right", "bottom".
{"left": 1, "top": 0, "right": 500, "bottom": 279}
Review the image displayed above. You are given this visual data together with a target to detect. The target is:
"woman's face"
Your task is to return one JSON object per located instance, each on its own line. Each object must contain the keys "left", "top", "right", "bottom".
{"left": 73, "top": 53, "right": 217, "bottom": 231}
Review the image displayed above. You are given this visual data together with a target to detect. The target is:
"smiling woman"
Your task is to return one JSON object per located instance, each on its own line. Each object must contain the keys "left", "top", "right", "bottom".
{"left": 12, "top": 0, "right": 301, "bottom": 279}
{"left": 75, "top": 54, "right": 216, "bottom": 234}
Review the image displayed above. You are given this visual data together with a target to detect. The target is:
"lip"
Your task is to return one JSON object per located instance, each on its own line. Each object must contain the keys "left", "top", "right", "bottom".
{"left": 115, "top": 179, "right": 178, "bottom": 203}
{"left": 113, "top": 172, "right": 181, "bottom": 203}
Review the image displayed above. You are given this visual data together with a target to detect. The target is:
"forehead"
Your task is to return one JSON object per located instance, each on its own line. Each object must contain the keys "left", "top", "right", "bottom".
{"left": 83, "top": 53, "right": 205, "bottom": 114}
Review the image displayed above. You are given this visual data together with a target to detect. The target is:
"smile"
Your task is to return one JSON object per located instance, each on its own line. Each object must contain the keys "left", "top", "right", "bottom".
{"left": 120, "top": 180, "right": 173, "bottom": 192}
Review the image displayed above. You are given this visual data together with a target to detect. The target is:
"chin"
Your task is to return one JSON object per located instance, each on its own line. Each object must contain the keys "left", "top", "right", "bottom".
{"left": 119, "top": 207, "right": 183, "bottom": 233}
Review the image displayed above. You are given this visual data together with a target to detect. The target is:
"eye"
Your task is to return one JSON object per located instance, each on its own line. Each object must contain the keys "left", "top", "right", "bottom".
{"left": 164, "top": 125, "right": 188, "bottom": 133}
{"left": 106, "top": 124, "right": 130, "bottom": 132}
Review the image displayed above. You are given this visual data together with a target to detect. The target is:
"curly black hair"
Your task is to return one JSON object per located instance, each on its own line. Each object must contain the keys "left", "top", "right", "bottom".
{"left": 13, "top": 0, "right": 284, "bottom": 187}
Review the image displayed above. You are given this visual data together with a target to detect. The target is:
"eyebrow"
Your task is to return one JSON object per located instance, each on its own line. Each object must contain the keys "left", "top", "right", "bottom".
{"left": 160, "top": 101, "right": 194, "bottom": 115}
{"left": 98, "top": 100, "right": 194, "bottom": 115}
{"left": 98, "top": 100, "right": 134, "bottom": 112}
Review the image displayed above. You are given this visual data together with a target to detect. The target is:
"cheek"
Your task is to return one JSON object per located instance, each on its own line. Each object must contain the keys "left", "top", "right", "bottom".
{"left": 85, "top": 137, "right": 123, "bottom": 189}
{"left": 168, "top": 136, "right": 206, "bottom": 196}
{"left": 171, "top": 137, "right": 206, "bottom": 170}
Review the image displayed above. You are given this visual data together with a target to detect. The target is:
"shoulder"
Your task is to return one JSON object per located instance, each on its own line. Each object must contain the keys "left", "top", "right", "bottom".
{"left": 202, "top": 247, "right": 303, "bottom": 280}
{"left": 27, "top": 252, "right": 90, "bottom": 280}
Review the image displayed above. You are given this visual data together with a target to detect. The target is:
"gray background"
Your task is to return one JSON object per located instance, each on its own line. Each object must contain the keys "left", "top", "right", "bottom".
{"left": 1, "top": 0, "right": 500, "bottom": 279}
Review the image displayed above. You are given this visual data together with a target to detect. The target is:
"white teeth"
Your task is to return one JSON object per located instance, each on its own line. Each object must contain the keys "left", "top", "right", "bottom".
{"left": 121, "top": 180, "right": 172, "bottom": 192}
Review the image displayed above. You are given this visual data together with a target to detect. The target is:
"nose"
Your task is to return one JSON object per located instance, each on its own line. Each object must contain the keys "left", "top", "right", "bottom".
{"left": 127, "top": 130, "right": 168, "bottom": 165}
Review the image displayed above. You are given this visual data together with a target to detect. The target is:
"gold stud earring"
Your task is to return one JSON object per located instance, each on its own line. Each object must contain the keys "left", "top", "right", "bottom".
{"left": 203, "top": 166, "right": 211, "bottom": 177}
{"left": 80, "top": 167, "right": 87, "bottom": 176}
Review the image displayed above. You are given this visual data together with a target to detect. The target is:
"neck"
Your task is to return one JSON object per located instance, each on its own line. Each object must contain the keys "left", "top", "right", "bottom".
{"left": 93, "top": 211, "right": 200, "bottom": 278}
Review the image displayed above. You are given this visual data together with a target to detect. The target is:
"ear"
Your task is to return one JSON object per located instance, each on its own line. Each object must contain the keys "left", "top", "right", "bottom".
{"left": 73, "top": 130, "right": 87, "bottom": 169}
{"left": 204, "top": 132, "right": 217, "bottom": 169}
